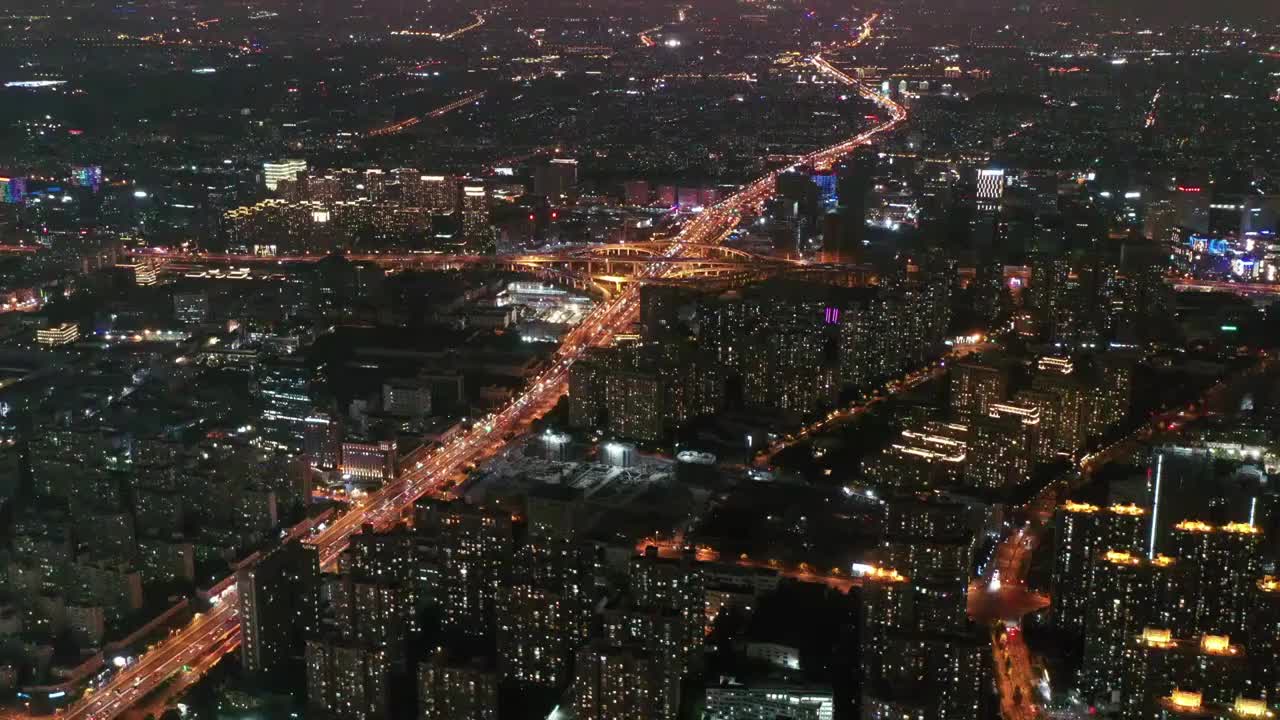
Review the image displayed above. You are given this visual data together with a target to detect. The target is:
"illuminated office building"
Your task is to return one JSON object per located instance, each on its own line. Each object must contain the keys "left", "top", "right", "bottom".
{"left": 71, "top": 164, "right": 102, "bottom": 190}
{"left": 0, "top": 175, "right": 26, "bottom": 204}
{"left": 340, "top": 440, "right": 398, "bottom": 486}
{"left": 119, "top": 259, "right": 158, "bottom": 286}
{"left": 704, "top": 684, "right": 833, "bottom": 720}
{"left": 461, "top": 185, "right": 490, "bottom": 243}
{"left": 264, "top": 159, "right": 308, "bottom": 191}
{"left": 36, "top": 322, "right": 80, "bottom": 348}
{"left": 304, "top": 412, "right": 342, "bottom": 470}
{"left": 255, "top": 356, "right": 317, "bottom": 455}
{"left": 977, "top": 169, "right": 1006, "bottom": 205}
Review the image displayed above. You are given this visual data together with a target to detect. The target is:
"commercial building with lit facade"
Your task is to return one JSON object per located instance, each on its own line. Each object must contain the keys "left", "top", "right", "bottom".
{"left": 704, "top": 683, "right": 834, "bottom": 720}
{"left": 255, "top": 357, "right": 316, "bottom": 455}
{"left": 36, "top": 322, "right": 79, "bottom": 348}
{"left": 264, "top": 159, "right": 308, "bottom": 191}
{"left": 461, "top": 185, "right": 490, "bottom": 244}
{"left": 340, "top": 440, "right": 398, "bottom": 486}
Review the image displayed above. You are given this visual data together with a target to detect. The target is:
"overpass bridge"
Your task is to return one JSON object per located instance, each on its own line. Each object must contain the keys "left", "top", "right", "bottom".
{"left": 124, "top": 242, "right": 877, "bottom": 298}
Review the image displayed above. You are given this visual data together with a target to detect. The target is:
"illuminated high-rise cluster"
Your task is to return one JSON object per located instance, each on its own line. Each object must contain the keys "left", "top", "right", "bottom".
{"left": 1055, "top": 503, "right": 1273, "bottom": 713}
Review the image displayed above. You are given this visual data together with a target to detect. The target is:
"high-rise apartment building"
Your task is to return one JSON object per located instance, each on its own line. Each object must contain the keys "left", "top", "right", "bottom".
{"left": 238, "top": 542, "right": 320, "bottom": 683}
{"left": 1119, "top": 629, "right": 1252, "bottom": 719}
{"left": 415, "top": 499, "right": 514, "bottom": 639}
{"left": 1051, "top": 501, "right": 1148, "bottom": 633}
{"left": 861, "top": 420, "right": 968, "bottom": 489}
{"left": 1079, "top": 551, "right": 1179, "bottom": 698}
{"left": 948, "top": 363, "right": 1008, "bottom": 423}
{"left": 496, "top": 584, "right": 574, "bottom": 686}
{"left": 860, "top": 495, "right": 985, "bottom": 719}
{"left": 1251, "top": 576, "right": 1280, "bottom": 703}
{"left": 573, "top": 641, "right": 678, "bottom": 720}
{"left": 629, "top": 549, "right": 705, "bottom": 660}
{"left": 411, "top": 174, "right": 459, "bottom": 212}
{"left": 964, "top": 402, "right": 1040, "bottom": 489}
{"left": 1169, "top": 520, "right": 1264, "bottom": 638}
{"left": 304, "top": 639, "right": 390, "bottom": 720}
{"left": 1032, "top": 356, "right": 1087, "bottom": 454}
{"left": 418, "top": 652, "right": 498, "bottom": 720}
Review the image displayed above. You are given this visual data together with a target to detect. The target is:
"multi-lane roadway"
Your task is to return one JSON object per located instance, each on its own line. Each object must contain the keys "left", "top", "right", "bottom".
{"left": 49, "top": 15, "right": 904, "bottom": 720}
